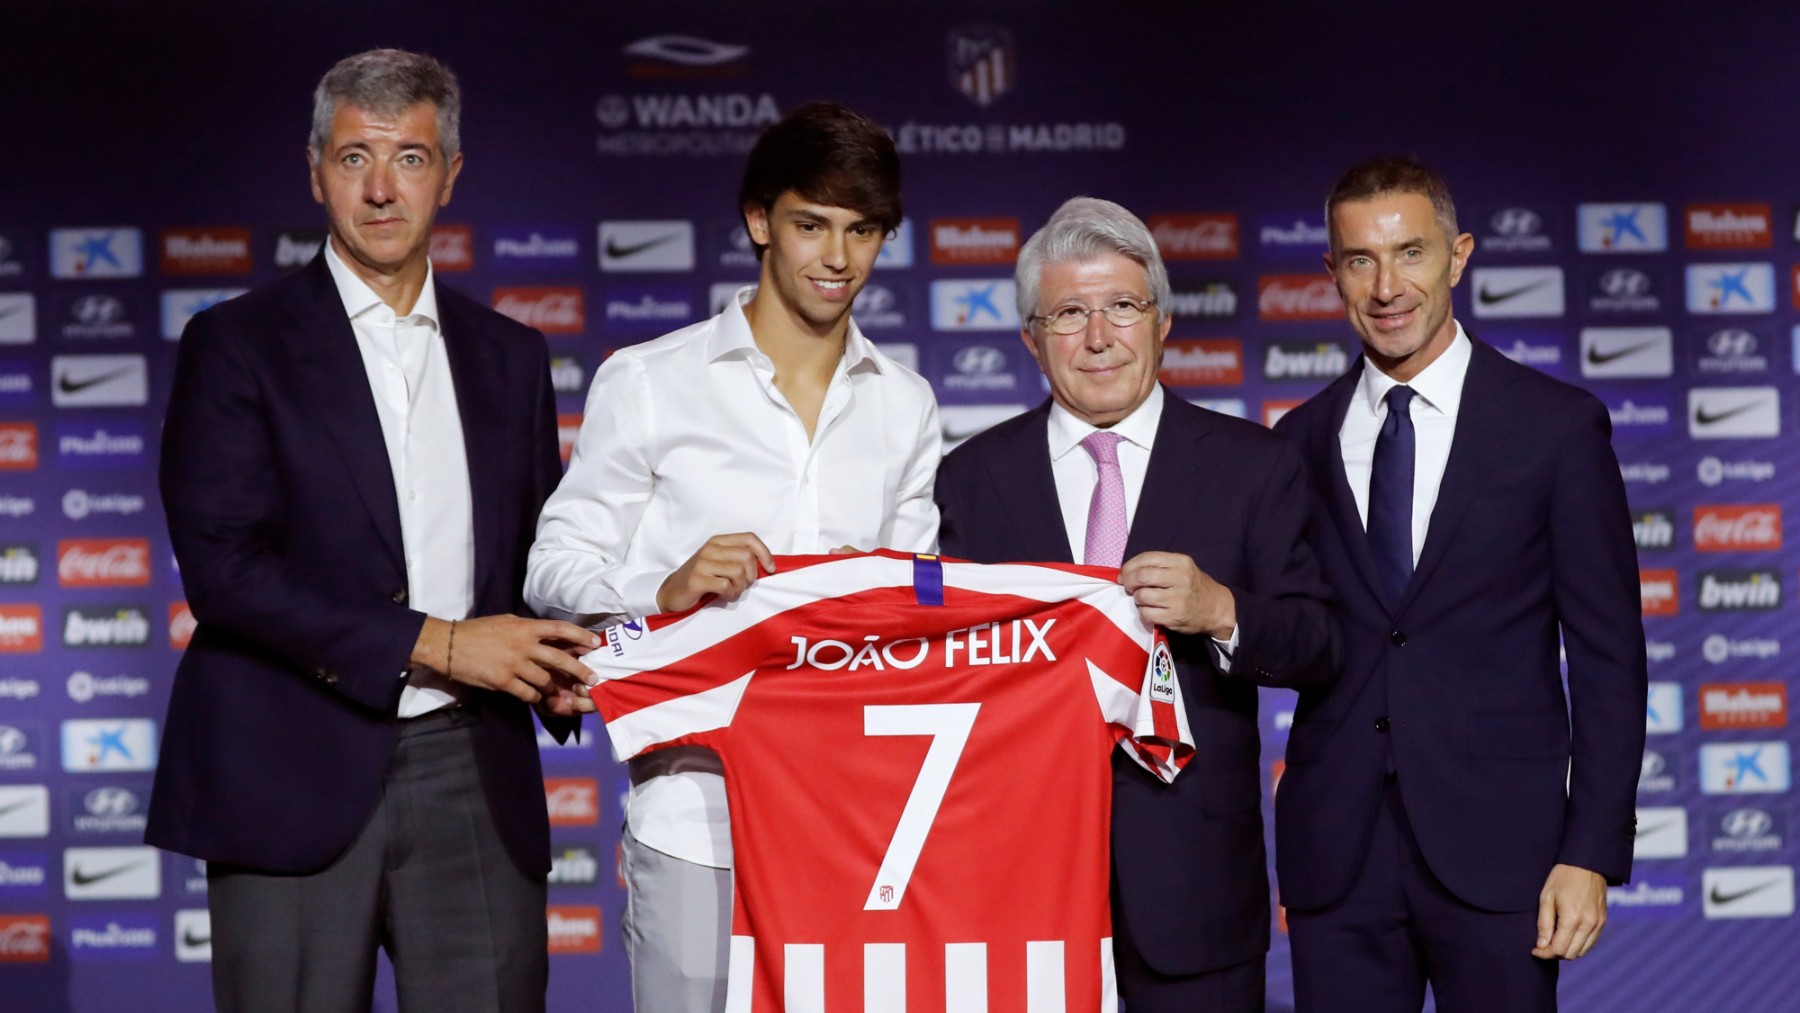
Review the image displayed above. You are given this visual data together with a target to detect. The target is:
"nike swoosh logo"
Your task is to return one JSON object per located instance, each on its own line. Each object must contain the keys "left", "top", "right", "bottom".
{"left": 1636, "top": 818, "right": 1680, "bottom": 839}
{"left": 1586, "top": 340, "right": 1658, "bottom": 365}
{"left": 0, "top": 797, "right": 37, "bottom": 819}
{"left": 182, "top": 929, "right": 210, "bottom": 947}
{"left": 1477, "top": 278, "right": 1553, "bottom": 304}
{"left": 56, "top": 367, "right": 134, "bottom": 395}
{"left": 603, "top": 233, "right": 680, "bottom": 260}
{"left": 1694, "top": 401, "right": 1767, "bottom": 426}
{"left": 69, "top": 859, "right": 147, "bottom": 886}
{"left": 0, "top": 302, "right": 28, "bottom": 321}
{"left": 1710, "top": 880, "right": 1780, "bottom": 905}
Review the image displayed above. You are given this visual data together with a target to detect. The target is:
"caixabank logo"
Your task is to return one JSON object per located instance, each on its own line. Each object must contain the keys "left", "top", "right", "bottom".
{"left": 1699, "top": 741, "right": 1790, "bottom": 795}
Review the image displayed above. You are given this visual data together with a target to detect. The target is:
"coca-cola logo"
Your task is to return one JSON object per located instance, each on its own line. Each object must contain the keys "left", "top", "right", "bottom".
{"left": 430, "top": 225, "right": 473, "bottom": 271}
{"left": 57, "top": 538, "right": 151, "bottom": 587}
{"left": 1694, "top": 505, "right": 1782, "bottom": 551}
{"left": 544, "top": 778, "right": 599, "bottom": 825}
{"left": 1257, "top": 275, "right": 1344, "bottom": 321}
{"left": 1147, "top": 213, "right": 1238, "bottom": 260}
{"left": 0, "top": 915, "right": 51, "bottom": 962}
{"left": 493, "top": 287, "right": 585, "bottom": 334}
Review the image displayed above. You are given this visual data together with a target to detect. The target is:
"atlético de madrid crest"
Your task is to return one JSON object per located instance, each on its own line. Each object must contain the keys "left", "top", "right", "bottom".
{"left": 947, "top": 26, "right": 1015, "bottom": 107}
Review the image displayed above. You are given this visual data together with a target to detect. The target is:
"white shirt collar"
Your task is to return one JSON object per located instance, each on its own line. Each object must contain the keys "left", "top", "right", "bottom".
{"left": 1357, "top": 320, "right": 1470, "bottom": 418}
{"left": 323, "top": 239, "right": 440, "bottom": 328}
{"left": 707, "top": 285, "right": 881, "bottom": 375}
{"left": 1047, "top": 383, "right": 1164, "bottom": 460}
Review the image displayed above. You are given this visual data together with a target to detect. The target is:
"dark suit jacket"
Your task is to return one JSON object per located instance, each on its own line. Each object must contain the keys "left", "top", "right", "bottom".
{"left": 936, "top": 390, "right": 1336, "bottom": 976}
{"left": 147, "top": 254, "right": 569, "bottom": 877}
{"left": 1273, "top": 335, "right": 1647, "bottom": 913}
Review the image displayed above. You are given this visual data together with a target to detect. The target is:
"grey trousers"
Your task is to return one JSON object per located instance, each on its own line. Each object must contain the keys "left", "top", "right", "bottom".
{"left": 207, "top": 707, "right": 548, "bottom": 1013}
{"left": 621, "top": 827, "right": 732, "bottom": 1013}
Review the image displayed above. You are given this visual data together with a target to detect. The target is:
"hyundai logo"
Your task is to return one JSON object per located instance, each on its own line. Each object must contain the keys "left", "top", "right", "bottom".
{"left": 72, "top": 295, "right": 125, "bottom": 325}
{"left": 1705, "top": 328, "right": 1758, "bottom": 358}
{"left": 1490, "top": 208, "right": 1542, "bottom": 236}
{"left": 953, "top": 346, "right": 1006, "bottom": 375}
{"left": 1721, "top": 807, "right": 1773, "bottom": 838}
{"left": 83, "top": 787, "right": 140, "bottom": 817}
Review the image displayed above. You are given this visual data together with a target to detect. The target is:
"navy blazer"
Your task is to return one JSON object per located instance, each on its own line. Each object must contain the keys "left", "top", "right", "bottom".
{"left": 1272, "top": 336, "right": 1647, "bottom": 913}
{"left": 147, "top": 255, "right": 569, "bottom": 877}
{"left": 936, "top": 391, "right": 1336, "bottom": 976}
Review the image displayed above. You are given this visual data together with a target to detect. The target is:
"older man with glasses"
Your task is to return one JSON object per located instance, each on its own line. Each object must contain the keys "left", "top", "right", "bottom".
{"left": 935, "top": 196, "right": 1338, "bottom": 1012}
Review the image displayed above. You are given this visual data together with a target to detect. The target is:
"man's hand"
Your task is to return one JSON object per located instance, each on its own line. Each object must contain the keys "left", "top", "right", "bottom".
{"left": 536, "top": 682, "right": 597, "bottom": 718}
{"left": 657, "top": 533, "right": 775, "bottom": 613}
{"left": 412, "top": 615, "right": 599, "bottom": 705}
{"left": 1533, "top": 863, "right": 1607, "bottom": 960}
{"left": 1118, "top": 552, "right": 1236, "bottom": 639}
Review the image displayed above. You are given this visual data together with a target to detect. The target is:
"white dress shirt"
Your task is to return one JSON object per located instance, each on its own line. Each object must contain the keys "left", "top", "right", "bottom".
{"left": 1339, "top": 322, "right": 1472, "bottom": 559}
{"left": 324, "top": 242, "right": 473, "bottom": 719}
{"left": 1046, "top": 386, "right": 1239, "bottom": 658}
{"left": 526, "top": 285, "right": 941, "bottom": 867}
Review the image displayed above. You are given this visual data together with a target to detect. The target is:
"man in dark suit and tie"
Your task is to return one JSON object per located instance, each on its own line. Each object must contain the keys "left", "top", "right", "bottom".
{"left": 935, "top": 197, "right": 1337, "bottom": 1012}
{"left": 1273, "top": 157, "right": 1647, "bottom": 1012}
{"left": 147, "top": 49, "right": 599, "bottom": 1012}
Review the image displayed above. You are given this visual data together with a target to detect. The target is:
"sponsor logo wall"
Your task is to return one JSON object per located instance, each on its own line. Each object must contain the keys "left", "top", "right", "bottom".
{"left": 2, "top": 9, "right": 1798, "bottom": 1012}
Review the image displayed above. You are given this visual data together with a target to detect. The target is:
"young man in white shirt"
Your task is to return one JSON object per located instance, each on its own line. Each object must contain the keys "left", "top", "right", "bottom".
{"left": 525, "top": 101, "right": 940, "bottom": 1013}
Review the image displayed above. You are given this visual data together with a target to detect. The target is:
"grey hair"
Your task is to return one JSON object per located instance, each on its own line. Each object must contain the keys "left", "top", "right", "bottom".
{"left": 1015, "top": 197, "right": 1172, "bottom": 324}
{"left": 307, "top": 49, "right": 461, "bottom": 162}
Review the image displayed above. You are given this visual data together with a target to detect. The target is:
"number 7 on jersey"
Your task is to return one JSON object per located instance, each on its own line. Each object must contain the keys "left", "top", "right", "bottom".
{"left": 862, "top": 703, "right": 981, "bottom": 911}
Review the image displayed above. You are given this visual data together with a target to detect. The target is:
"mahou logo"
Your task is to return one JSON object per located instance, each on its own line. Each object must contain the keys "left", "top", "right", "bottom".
{"left": 1158, "top": 339, "right": 1244, "bottom": 387}
{"left": 0, "top": 604, "right": 42, "bottom": 652}
{"left": 1684, "top": 203, "right": 1772, "bottom": 250}
{"left": 0, "top": 914, "right": 51, "bottom": 963}
{"left": 1700, "top": 681, "right": 1788, "bottom": 730}
{"left": 0, "top": 422, "right": 36, "bottom": 471}
{"left": 493, "top": 288, "right": 585, "bottom": 334}
{"left": 1639, "top": 569, "right": 1678, "bottom": 616}
{"left": 430, "top": 225, "right": 473, "bottom": 271}
{"left": 546, "top": 906, "right": 602, "bottom": 954}
{"left": 1147, "top": 214, "right": 1238, "bottom": 260}
{"left": 1258, "top": 275, "right": 1344, "bottom": 321}
{"left": 168, "top": 602, "right": 196, "bottom": 650}
{"left": 159, "top": 228, "right": 252, "bottom": 275}
{"left": 928, "top": 218, "right": 1020, "bottom": 266}
{"left": 57, "top": 538, "right": 150, "bottom": 587}
{"left": 544, "top": 777, "right": 599, "bottom": 826}
{"left": 1694, "top": 505, "right": 1782, "bottom": 551}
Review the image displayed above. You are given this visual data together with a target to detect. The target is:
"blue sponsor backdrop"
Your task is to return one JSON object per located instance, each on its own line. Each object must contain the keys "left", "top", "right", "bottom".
{"left": 3, "top": 1, "right": 1800, "bottom": 1010}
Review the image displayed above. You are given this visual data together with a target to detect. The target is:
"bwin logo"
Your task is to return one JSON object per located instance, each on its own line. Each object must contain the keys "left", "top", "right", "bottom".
{"left": 954, "top": 346, "right": 1006, "bottom": 375}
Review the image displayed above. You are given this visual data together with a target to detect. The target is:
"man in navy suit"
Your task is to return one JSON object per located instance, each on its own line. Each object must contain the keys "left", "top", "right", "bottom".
{"left": 1273, "top": 157, "right": 1646, "bottom": 1012}
{"left": 147, "top": 49, "right": 598, "bottom": 1012}
{"left": 935, "top": 197, "right": 1336, "bottom": 1012}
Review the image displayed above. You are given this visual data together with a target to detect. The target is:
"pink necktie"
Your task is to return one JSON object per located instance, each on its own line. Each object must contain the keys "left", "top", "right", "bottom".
{"left": 1080, "top": 431, "right": 1127, "bottom": 567}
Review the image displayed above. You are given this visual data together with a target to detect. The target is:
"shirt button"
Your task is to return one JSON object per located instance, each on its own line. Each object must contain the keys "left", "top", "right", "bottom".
{"left": 1374, "top": 716, "right": 1390, "bottom": 733}
{"left": 1390, "top": 630, "right": 1407, "bottom": 647}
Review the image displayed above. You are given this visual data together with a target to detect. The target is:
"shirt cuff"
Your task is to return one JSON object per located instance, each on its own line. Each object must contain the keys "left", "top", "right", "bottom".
{"left": 620, "top": 569, "right": 669, "bottom": 620}
{"left": 1210, "top": 624, "right": 1240, "bottom": 672}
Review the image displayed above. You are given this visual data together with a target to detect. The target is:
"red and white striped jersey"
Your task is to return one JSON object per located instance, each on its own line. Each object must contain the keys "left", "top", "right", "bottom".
{"left": 586, "top": 552, "right": 1193, "bottom": 1012}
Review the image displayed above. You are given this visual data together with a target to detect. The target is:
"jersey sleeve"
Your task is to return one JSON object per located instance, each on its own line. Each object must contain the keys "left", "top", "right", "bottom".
{"left": 1088, "top": 634, "right": 1195, "bottom": 783}
{"left": 581, "top": 615, "right": 755, "bottom": 763}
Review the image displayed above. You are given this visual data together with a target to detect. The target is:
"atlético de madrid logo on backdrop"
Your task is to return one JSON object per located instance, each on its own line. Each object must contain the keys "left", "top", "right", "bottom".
{"left": 948, "top": 26, "right": 1014, "bottom": 107}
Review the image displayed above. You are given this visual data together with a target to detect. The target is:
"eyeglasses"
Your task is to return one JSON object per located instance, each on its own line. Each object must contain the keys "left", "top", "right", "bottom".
{"left": 1029, "top": 297, "right": 1157, "bottom": 335}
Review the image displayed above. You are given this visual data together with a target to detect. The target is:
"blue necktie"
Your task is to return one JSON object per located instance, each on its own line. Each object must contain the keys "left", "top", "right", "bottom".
{"left": 1367, "top": 385, "right": 1417, "bottom": 605}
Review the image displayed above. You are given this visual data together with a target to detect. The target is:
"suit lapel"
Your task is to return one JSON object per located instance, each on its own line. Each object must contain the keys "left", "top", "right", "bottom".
{"left": 985, "top": 403, "right": 1073, "bottom": 563}
{"left": 279, "top": 257, "right": 406, "bottom": 573}
{"left": 1122, "top": 393, "right": 1219, "bottom": 559}
{"left": 1399, "top": 338, "right": 1519, "bottom": 612}
{"left": 1315, "top": 362, "right": 1391, "bottom": 613}
{"left": 438, "top": 293, "right": 505, "bottom": 607}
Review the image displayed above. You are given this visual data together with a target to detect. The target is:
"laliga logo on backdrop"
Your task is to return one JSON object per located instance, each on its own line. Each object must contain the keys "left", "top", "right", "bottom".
{"left": 948, "top": 25, "right": 1015, "bottom": 107}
